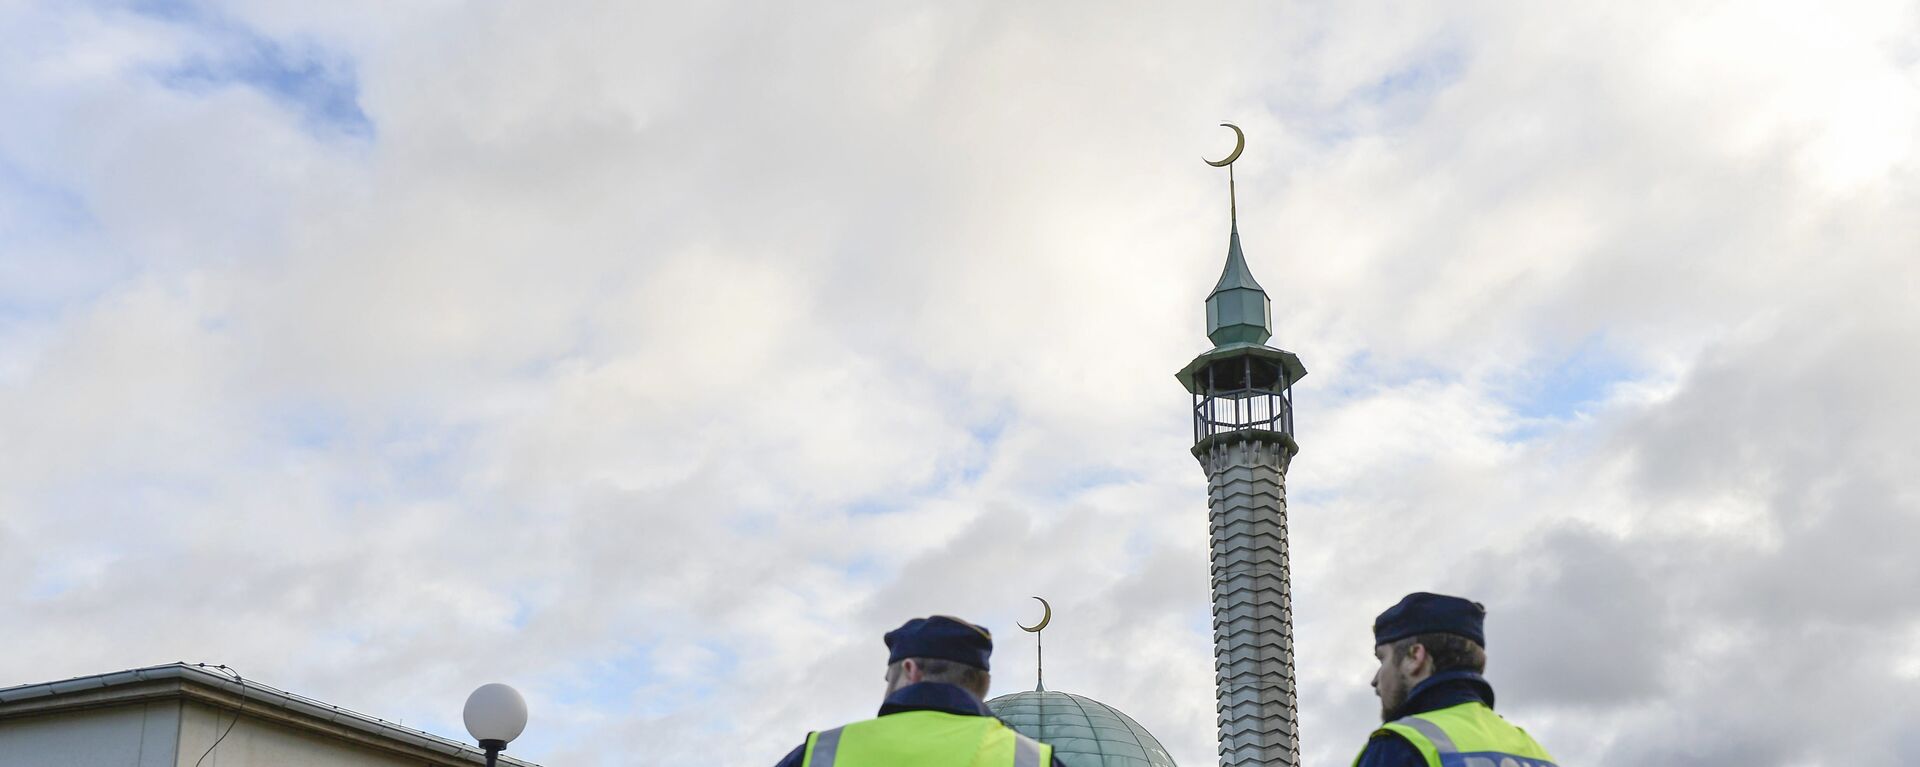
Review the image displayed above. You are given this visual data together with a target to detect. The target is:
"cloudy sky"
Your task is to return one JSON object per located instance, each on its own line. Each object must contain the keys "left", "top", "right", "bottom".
{"left": 3, "top": 1, "right": 1918, "bottom": 764}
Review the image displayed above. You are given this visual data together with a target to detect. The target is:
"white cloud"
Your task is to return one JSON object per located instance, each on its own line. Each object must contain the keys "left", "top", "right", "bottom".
{"left": 2, "top": 1, "right": 1917, "bottom": 765}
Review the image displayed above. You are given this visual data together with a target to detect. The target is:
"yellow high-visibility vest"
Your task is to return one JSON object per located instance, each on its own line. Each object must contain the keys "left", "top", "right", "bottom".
{"left": 802, "top": 710, "right": 1050, "bottom": 767}
{"left": 1353, "top": 702, "right": 1557, "bottom": 767}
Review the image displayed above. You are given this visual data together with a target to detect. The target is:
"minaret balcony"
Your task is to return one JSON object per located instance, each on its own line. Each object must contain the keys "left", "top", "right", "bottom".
{"left": 1195, "top": 386, "right": 1292, "bottom": 437}
{"left": 1178, "top": 343, "right": 1306, "bottom": 451}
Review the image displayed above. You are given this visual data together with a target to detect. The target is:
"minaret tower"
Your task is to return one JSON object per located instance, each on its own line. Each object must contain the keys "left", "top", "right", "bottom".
{"left": 1177, "top": 124, "right": 1307, "bottom": 767}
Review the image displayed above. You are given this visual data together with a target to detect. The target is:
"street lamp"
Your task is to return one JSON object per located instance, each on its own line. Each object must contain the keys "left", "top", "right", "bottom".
{"left": 463, "top": 683, "right": 528, "bottom": 767}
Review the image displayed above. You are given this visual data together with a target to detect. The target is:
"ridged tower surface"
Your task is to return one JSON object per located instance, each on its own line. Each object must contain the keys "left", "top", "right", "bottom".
{"left": 987, "top": 690, "right": 1178, "bottom": 767}
{"left": 1201, "top": 436, "right": 1298, "bottom": 767}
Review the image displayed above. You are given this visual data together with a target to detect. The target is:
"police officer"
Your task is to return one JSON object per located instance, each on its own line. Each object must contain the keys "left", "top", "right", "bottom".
{"left": 773, "top": 615, "right": 1063, "bottom": 767}
{"left": 1353, "top": 593, "right": 1558, "bottom": 767}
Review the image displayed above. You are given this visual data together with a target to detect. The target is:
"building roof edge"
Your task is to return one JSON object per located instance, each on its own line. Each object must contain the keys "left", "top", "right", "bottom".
{"left": 0, "top": 663, "right": 540, "bottom": 767}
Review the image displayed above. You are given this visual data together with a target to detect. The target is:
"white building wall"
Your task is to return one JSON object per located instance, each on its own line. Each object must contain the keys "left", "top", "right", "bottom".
{"left": 0, "top": 701, "right": 181, "bottom": 767}
{"left": 175, "top": 700, "right": 427, "bottom": 767}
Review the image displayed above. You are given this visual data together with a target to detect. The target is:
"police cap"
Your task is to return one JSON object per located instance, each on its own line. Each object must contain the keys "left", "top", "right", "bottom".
{"left": 885, "top": 615, "right": 993, "bottom": 670}
{"left": 1373, "top": 592, "right": 1487, "bottom": 648}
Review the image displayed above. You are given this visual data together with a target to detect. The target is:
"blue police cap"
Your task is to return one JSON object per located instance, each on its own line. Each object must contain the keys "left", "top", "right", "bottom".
{"left": 1373, "top": 592, "right": 1487, "bottom": 648}
{"left": 885, "top": 615, "right": 993, "bottom": 670}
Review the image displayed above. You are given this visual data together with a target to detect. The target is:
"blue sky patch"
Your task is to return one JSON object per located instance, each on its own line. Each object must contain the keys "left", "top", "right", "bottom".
{"left": 0, "top": 157, "right": 95, "bottom": 236}
{"left": 1323, "top": 350, "right": 1460, "bottom": 400}
{"left": 838, "top": 554, "right": 888, "bottom": 582}
{"left": 1355, "top": 48, "right": 1467, "bottom": 106}
{"left": 126, "top": 0, "right": 199, "bottom": 21}
{"left": 1044, "top": 466, "right": 1135, "bottom": 499}
{"left": 276, "top": 403, "right": 347, "bottom": 451}
{"left": 0, "top": 157, "right": 128, "bottom": 323}
{"left": 844, "top": 497, "right": 903, "bottom": 517}
{"left": 144, "top": 3, "right": 374, "bottom": 139}
{"left": 1500, "top": 336, "right": 1641, "bottom": 423}
{"left": 556, "top": 644, "right": 658, "bottom": 712}
{"left": 1269, "top": 45, "right": 1468, "bottom": 147}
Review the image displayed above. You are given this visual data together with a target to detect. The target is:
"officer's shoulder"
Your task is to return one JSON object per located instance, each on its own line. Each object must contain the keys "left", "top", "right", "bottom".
{"left": 772, "top": 741, "right": 806, "bottom": 767}
{"left": 1357, "top": 728, "right": 1424, "bottom": 767}
{"left": 1366, "top": 727, "right": 1408, "bottom": 742}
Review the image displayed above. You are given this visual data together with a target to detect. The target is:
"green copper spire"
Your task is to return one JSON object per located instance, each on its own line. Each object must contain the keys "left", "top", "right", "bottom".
{"left": 1205, "top": 223, "right": 1272, "bottom": 347}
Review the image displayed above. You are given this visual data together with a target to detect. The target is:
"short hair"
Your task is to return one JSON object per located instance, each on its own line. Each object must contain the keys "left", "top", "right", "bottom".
{"left": 893, "top": 657, "right": 990, "bottom": 699}
{"left": 1390, "top": 633, "right": 1486, "bottom": 674}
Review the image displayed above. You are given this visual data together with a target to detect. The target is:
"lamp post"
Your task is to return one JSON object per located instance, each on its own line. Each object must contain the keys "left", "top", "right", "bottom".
{"left": 463, "top": 683, "right": 528, "bottom": 767}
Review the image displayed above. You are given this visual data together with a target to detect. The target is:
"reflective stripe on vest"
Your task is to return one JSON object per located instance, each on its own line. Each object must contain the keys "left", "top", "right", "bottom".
{"left": 1352, "top": 702, "right": 1558, "bottom": 767}
{"left": 804, "top": 711, "right": 1049, "bottom": 767}
{"left": 810, "top": 726, "right": 845, "bottom": 767}
{"left": 1395, "top": 717, "right": 1458, "bottom": 755}
{"left": 1013, "top": 733, "right": 1043, "bottom": 767}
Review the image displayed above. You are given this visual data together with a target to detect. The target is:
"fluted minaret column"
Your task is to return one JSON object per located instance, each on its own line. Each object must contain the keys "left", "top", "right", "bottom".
{"left": 1177, "top": 219, "right": 1307, "bottom": 767}
{"left": 1203, "top": 436, "right": 1298, "bottom": 767}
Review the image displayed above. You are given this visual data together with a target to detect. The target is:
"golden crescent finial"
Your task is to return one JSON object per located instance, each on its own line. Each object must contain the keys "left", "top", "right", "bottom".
{"left": 1018, "top": 596, "right": 1052, "bottom": 632}
{"left": 1205, "top": 122, "right": 1245, "bottom": 167}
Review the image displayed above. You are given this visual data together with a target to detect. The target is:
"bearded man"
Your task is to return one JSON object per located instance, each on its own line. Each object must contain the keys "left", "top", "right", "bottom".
{"left": 1353, "top": 593, "right": 1558, "bottom": 767}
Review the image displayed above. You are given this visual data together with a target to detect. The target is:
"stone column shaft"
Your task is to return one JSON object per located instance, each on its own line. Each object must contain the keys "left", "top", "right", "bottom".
{"left": 1201, "top": 436, "right": 1298, "bottom": 767}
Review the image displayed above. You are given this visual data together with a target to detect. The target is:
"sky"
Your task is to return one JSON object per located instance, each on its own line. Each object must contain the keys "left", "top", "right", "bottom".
{"left": 2, "top": 1, "right": 1918, "bottom": 765}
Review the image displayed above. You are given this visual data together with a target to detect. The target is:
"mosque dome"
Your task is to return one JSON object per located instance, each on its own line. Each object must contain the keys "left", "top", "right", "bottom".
{"left": 988, "top": 690, "right": 1178, "bottom": 767}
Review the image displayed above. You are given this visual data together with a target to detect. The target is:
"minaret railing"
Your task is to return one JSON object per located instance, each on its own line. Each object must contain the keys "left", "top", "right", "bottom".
{"left": 1191, "top": 355, "right": 1295, "bottom": 442}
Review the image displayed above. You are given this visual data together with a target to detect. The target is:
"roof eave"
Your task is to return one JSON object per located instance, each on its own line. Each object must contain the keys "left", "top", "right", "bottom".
{"left": 0, "top": 664, "right": 540, "bottom": 767}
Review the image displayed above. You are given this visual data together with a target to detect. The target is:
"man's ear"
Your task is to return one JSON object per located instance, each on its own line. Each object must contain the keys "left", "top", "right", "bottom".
{"left": 1400, "top": 642, "right": 1431, "bottom": 676}
{"left": 901, "top": 658, "right": 924, "bottom": 684}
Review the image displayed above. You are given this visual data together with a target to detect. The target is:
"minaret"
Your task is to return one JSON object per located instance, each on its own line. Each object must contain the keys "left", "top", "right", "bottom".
{"left": 1178, "top": 125, "right": 1307, "bottom": 767}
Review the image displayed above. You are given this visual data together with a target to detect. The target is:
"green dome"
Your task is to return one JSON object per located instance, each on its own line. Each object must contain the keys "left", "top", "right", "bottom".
{"left": 987, "top": 690, "right": 1178, "bottom": 767}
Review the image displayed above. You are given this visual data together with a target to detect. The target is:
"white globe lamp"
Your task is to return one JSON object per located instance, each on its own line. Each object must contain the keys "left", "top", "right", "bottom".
{"left": 463, "top": 683, "right": 528, "bottom": 766}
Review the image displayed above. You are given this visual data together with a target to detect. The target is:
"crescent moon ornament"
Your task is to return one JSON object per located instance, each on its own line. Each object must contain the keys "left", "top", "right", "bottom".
{"left": 1019, "top": 596, "right": 1052, "bottom": 632}
{"left": 1205, "top": 122, "right": 1245, "bottom": 167}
